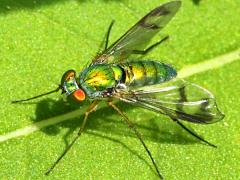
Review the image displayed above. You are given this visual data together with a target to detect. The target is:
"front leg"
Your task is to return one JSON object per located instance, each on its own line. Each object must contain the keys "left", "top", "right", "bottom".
{"left": 45, "top": 100, "right": 99, "bottom": 175}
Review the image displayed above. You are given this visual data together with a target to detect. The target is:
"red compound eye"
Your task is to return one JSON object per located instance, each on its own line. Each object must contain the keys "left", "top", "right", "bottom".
{"left": 73, "top": 89, "right": 86, "bottom": 101}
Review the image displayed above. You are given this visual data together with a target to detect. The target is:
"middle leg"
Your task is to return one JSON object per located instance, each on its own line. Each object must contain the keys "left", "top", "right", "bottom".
{"left": 132, "top": 35, "right": 169, "bottom": 55}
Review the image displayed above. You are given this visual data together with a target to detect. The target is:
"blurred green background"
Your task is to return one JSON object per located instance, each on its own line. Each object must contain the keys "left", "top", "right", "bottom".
{"left": 0, "top": 0, "right": 240, "bottom": 179}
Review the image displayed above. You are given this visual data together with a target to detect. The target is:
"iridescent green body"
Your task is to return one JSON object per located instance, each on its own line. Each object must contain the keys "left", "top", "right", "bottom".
{"left": 12, "top": 2, "right": 225, "bottom": 178}
{"left": 79, "top": 60, "right": 177, "bottom": 98}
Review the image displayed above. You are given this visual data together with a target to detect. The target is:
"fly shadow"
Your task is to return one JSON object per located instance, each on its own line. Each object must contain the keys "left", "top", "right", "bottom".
{"left": 0, "top": 0, "right": 124, "bottom": 14}
{"left": 15, "top": 97, "right": 202, "bottom": 175}
{"left": 32, "top": 97, "right": 199, "bottom": 147}
{"left": 0, "top": 0, "right": 65, "bottom": 14}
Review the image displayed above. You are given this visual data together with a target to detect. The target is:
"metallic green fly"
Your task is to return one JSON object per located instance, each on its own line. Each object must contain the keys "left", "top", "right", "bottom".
{"left": 12, "top": 1, "right": 224, "bottom": 179}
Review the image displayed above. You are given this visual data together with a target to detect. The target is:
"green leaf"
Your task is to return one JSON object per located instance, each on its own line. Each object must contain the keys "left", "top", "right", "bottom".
{"left": 0, "top": 0, "right": 240, "bottom": 179}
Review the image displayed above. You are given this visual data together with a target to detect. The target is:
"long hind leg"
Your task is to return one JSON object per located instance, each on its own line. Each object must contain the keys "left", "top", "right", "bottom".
{"left": 108, "top": 101, "right": 163, "bottom": 179}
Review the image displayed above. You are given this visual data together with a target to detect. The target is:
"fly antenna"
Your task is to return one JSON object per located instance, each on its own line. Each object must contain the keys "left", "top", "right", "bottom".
{"left": 12, "top": 86, "right": 62, "bottom": 103}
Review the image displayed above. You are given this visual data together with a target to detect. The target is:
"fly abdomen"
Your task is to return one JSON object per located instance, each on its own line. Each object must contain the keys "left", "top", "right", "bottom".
{"left": 119, "top": 60, "right": 177, "bottom": 87}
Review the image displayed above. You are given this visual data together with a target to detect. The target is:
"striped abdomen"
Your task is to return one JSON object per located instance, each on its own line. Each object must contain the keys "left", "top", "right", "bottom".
{"left": 116, "top": 60, "right": 177, "bottom": 87}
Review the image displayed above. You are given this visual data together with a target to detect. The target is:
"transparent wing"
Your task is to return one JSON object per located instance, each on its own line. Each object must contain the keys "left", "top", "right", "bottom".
{"left": 113, "top": 79, "right": 224, "bottom": 124}
{"left": 93, "top": 1, "right": 181, "bottom": 64}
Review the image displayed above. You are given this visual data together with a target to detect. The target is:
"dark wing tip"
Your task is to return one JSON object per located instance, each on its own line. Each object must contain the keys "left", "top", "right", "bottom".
{"left": 146, "top": 1, "right": 182, "bottom": 17}
{"left": 146, "top": 1, "right": 182, "bottom": 25}
{"left": 168, "top": 1, "right": 182, "bottom": 7}
{"left": 163, "top": 1, "right": 182, "bottom": 13}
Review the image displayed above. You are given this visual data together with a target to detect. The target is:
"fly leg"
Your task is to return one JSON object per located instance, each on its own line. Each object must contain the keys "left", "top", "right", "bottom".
{"left": 45, "top": 100, "right": 99, "bottom": 175}
{"left": 172, "top": 118, "right": 217, "bottom": 148}
{"left": 96, "top": 20, "right": 115, "bottom": 55}
{"left": 104, "top": 20, "right": 115, "bottom": 50}
{"left": 132, "top": 35, "right": 169, "bottom": 55}
{"left": 108, "top": 101, "right": 163, "bottom": 179}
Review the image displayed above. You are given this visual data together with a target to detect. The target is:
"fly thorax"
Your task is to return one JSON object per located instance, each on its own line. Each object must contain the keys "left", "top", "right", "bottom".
{"left": 79, "top": 64, "right": 116, "bottom": 98}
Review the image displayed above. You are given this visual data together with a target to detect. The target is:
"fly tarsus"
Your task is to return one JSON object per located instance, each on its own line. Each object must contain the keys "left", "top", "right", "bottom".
{"left": 172, "top": 118, "right": 217, "bottom": 148}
